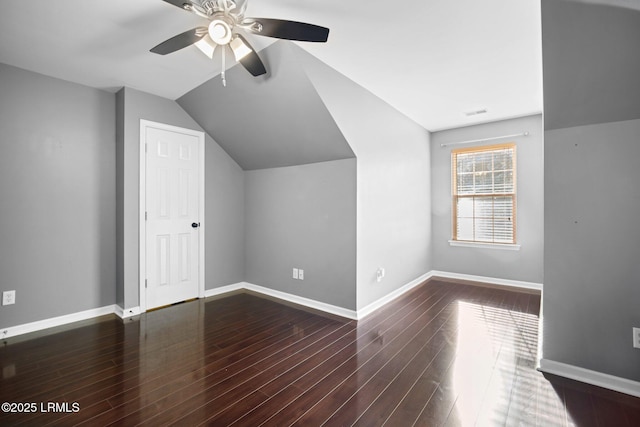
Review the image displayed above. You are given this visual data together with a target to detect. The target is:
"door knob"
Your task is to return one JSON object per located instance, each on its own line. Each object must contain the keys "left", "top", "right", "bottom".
{"left": 192, "top": 222, "right": 200, "bottom": 228}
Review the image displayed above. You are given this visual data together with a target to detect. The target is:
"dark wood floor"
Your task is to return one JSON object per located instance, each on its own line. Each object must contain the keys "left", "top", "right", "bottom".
{"left": 1, "top": 279, "right": 639, "bottom": 426}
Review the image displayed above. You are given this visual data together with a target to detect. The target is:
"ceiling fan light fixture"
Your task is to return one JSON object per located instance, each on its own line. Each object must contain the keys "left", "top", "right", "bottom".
{"left": 195, "top": 35, "right": 216, "bottom": 58}
{"left": 229, "top": 37, "right": 251, "bottom": 60}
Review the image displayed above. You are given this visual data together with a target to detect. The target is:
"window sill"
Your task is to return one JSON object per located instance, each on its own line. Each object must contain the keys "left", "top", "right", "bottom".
{"left": 448, "top": 240, "right": 521, "bottom": 251}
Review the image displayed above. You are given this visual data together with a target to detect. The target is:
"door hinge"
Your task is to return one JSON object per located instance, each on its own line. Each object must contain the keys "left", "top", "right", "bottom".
{"left": 145, "top": 279, "right": 148, "bottom": 288}
{"left": 145, "top": 211, "right": 148, "bottom": 221}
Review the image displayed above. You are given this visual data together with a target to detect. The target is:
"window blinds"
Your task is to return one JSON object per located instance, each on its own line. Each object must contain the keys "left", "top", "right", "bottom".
{"left": 452, "top": 144, "right": 516, "bottom": 244}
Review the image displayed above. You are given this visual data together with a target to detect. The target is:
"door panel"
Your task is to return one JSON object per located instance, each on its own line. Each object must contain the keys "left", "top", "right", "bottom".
{"left": 145, "top": 126, "right": 200, "bottom": 310}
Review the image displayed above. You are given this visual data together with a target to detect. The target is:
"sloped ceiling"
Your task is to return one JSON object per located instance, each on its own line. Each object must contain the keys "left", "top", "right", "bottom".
{"left": 177, "top": 42, "right": 354, "bottom": 170}
{"left": 542, "top": 0, "right": 640, "bottom": 130}
{"left": 0, "top": 0, "right": 542, "bottom": 132}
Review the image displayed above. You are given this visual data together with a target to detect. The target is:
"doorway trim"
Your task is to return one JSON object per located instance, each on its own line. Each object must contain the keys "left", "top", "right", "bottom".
{"left": 139, "top": 119, "right": 205, "bottom": 313}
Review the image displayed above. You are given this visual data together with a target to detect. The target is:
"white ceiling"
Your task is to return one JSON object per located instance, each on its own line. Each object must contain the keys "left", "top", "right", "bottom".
{"left": 0, "top": 0, "right": 543, "bottom": 131}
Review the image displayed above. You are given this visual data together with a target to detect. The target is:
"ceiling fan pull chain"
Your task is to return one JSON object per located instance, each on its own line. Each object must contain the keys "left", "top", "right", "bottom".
{"left": 221, "top": 46, "right": 227, "bottom": 87}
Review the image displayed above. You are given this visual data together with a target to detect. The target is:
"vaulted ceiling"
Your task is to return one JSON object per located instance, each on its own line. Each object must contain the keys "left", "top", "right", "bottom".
{"left": 0, "top": 0, "right": 543, "bottom": 132}
{"left": 177, "top": 42, "right": 355, "bottom": 170}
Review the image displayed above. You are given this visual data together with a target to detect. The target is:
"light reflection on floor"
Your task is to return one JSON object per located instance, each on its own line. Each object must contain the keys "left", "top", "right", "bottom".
{"left": 451, "top": 299, "right": 564, "bottom": 426}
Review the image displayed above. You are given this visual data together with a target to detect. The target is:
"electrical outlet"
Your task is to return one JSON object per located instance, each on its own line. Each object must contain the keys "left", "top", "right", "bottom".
{"left": 293, "top": 268, "right": 298, "bottom": 280}
{"left": 633, "top": 327, "right": 640, "bottom": 349}
{"left": 2, "top": 290, "right": 15, "bottom": 306}
{"left": 299, "top": 269, "right": 304, "bottom": 280}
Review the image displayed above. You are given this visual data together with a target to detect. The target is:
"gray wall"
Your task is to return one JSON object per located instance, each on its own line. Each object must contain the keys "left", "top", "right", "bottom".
{"left": 543, "top": 119, "right": 640, "bottom": 381}
{"left": 245, "top": 159, "right": 357, "bottom": 309}
{"left": 541, "top": 0, "right": 640, "bottom": 384}
{"left": 292, "top": 46, "right": 433, "bottom": 310}
{"left": 431, "top": 115, "right": 544, "bottom": 284}
{"left": 118, "top": 87, "right": 245, "bottom": 309}
{"left": 205, "top": 128, "right": 245, "bottom": 288}
{"left": 0, "top": 63, "right": 116, "bottom": 328}
{"left": 542, "top": 0, "right": 640, "bottom": 130}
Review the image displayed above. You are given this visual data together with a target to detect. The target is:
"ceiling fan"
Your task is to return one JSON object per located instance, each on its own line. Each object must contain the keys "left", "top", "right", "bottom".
{"left": 151, "top": 0, "right": 329, "bottom": 85}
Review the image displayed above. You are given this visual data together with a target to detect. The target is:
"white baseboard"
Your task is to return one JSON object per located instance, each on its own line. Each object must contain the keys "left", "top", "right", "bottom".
{"left": 204, "top": 283, "right": 245, "bottom": 298}
{"left": 539, "top": 358, "right": 640, "bottom": 398}
{"left": 1, "top": 305, "right": 117, "bottom": 339}
{"left": 244, "top": 282, "right": 358, "bottom": 320}
{"left": 430, "top": 270, "right": 543, "bottom": 292}
{"left": 356, "top": 272, "right": 434, "bottom": 320}
{"left": 1, "top": 272, "right": 542, "bottom": 340}
{"left": 114, "top": 305, "right": 141, "bottom": 319}
{"left": 206, "top": 275, "right": 436, "bottom": 321}
{"left": 205, "top": 282, "right": 358, "bottom": 319}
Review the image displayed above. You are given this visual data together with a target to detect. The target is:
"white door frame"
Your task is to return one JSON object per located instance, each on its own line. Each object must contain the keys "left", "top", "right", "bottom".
{"left": 139, "top": 119, "right": 205, "bottom": 313}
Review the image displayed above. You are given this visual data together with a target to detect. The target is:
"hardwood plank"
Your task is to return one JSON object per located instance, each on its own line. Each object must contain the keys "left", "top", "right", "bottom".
{"left": 535, "top": 379, "right": 569, "bottom": 427}
{"left": 130, "top": 322, "right": 353, "bottom": 426}
{"left": 89, "top": 322, "right": 341, "bottom": 425}
{"left": 247, "top": 284, "right": 449, "bottom": 426}
{"left": 591, "top": 393, "right": 631, "bottom": 427}
{"left": 198, "top": 324, "right": 364, "bottom": 426}
{"left": 351, "top": 334, "right": 450, "bottom": 426}
{"left": 413, "top": 287, "right": 511, "bottom": 427}
{"left": 328, "top": 308, "right": 460, "bottom": 426}
{"left": 69, "top": 314, "right": 326, "bottom": 426}
{"left": 625, "top": 405, "right": 640, "bottom": 426}
{"left": 257, "top": 309, "right": 453, "bottom": 427}
{"left": 440, "top": 288, "right": 519, "bottom": 426}
{"left": 473, "top": 293, "right": 540, "bottom": 425}
{"left": 18, "top": 300, "right": 320, "bottom": 422}
{"left": 563, "top": 385, "right": 599, "bottom": 427}
{"left": 503, "top": 365, "right": 543, "bottom": 426}
{"left": 2, "top": 295, "right": 291, "bottom": 400}
{"left": 271, "top": 284, "right": 459, "bottom": 426}
{"left": 1, "top": 281, "right": 639, "bottom": 427}
{"left": 381, "top": 341, "right": 456, "bottom": 426}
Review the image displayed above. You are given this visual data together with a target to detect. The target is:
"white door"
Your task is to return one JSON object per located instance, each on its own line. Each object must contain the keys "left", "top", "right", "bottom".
{"left": 144, "top": 123, "right": 202, "bottom": 310}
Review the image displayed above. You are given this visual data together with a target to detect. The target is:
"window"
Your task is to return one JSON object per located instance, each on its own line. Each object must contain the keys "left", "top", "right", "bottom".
{"left": 452, "top": 143, "right": 516, "bottom": 244}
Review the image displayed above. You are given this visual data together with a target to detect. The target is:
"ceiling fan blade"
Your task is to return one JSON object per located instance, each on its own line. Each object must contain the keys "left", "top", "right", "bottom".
{"left": 161, "top": 0, "right": 195, "bottom": 12}
{"left": 243, "top": 18, "right": 329, "bottom": 42}
{"left": 150, "top": 27, "right": 207, "bottom": 55}
{"left": 230, "top": 34, "right": 266, "bottom": 76}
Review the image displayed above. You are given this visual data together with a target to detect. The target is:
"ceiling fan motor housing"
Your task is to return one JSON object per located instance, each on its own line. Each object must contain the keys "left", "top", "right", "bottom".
{"left": 208, "top": 17, "right": 234, "bottom": 45}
